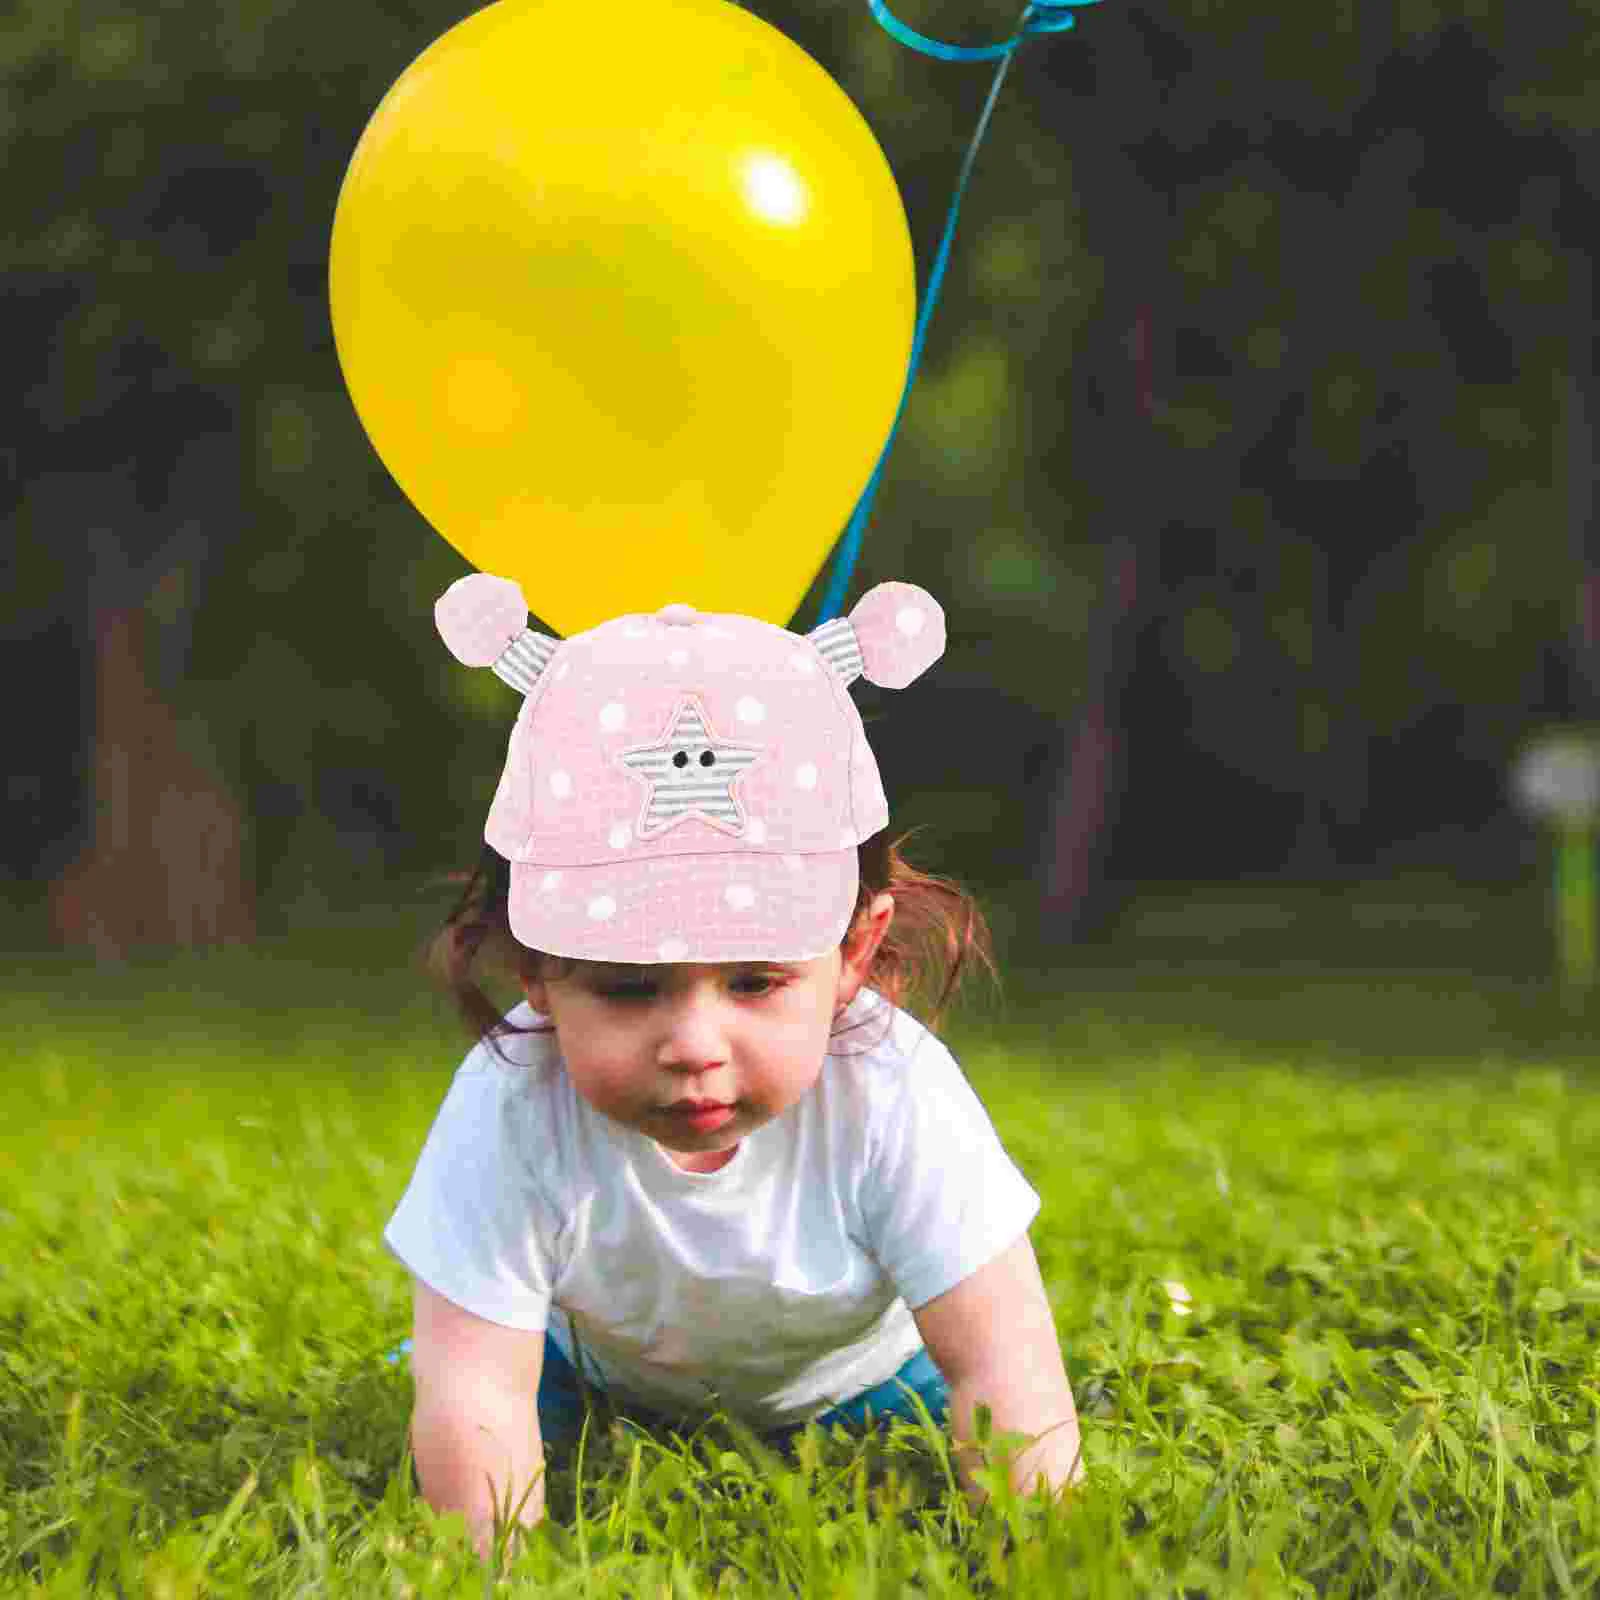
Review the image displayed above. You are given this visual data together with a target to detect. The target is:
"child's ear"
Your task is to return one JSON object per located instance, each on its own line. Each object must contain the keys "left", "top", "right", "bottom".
{"left": 837, "top": 892, "right": 894, "bottom": 1008}
{"left": 522, "top": 975, "right": 549, "bottom": 1015}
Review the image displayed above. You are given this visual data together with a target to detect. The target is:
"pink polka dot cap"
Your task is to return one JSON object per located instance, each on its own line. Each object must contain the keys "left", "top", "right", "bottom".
{"left": 434, "top": 574, "right": 946, "bottom": 964}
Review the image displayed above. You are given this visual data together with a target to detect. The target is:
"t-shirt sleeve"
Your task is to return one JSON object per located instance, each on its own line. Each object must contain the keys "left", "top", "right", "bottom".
{"left": 859, "top": 1033, "right": 1042, "bottom": 1311}
{"left": 383, "top": 1056, "right": 561, "bottom": 1333}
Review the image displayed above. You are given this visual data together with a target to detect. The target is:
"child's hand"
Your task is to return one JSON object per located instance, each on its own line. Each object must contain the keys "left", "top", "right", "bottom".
{"left": 970, "top": 1408, "right": 1084, "bottom": 1506}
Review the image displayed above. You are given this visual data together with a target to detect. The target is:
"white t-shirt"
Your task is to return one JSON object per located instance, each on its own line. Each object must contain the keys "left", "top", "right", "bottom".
{"left": 384, "top": 986, "right": 1040, "bottom": 1429}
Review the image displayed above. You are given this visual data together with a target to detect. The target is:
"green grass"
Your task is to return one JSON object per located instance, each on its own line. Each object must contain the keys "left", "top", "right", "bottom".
{"left": 2, "top": 878, "right": 1599, "bottom": 1595}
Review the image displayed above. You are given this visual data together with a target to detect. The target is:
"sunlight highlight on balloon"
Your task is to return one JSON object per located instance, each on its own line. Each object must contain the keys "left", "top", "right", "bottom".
{"left": 742, "top": 153, "right": 808, "bottom": 225}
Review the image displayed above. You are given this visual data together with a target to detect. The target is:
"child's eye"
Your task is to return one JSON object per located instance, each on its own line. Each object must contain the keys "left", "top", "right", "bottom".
{"left": 595, "top": 975, "right": 783, "bottom": 1001}
{"left": 598, "top": 984, "right": 654, "bottom": 1001}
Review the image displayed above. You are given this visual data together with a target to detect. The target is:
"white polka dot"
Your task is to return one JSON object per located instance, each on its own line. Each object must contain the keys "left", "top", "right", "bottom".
{"left": 667, "top": 648, "right": 689, "bottom": 667}
{"left": 549, "top": 770, "right": 572, "bottom": 799}
{"left": 790, "top": 652, "right": 816, "bottom": 675}
{"left": 895, "top": 606, "right": 926, "bottom": 637}
{"left": 724, "top": 883, "right": 756, "bottom": 910}
{"left": 705, "top": 624, "right": 735, "bottom": 640}
{"left": 599, "top": 701, "right": 626, "bottom": 732}
{"left": 735, "top": 695, "right": 766, "bottom": 725}
{"left": 839, "top": 828, "right": 855, "bottom": 850}
{"left": 587, "top": 895, "right": 617, "bottom": 921}
{"left": 658, "top": 939, "right": 688, "bottom": 962}
{"left": 745, "top": 817, "right": 767, "bottom": 845}
{"left": 608, "top": 822, "right": 631, "bottom": 850}
{"left": 541, "top": 871, "right": 563, "bottom": 892}
{"left": 794, "top": 762, "right": 818, "bottom": 790}
{"left": 555, "top": 661, "right": 570, "bottom": 680}
{"left": 624, "top": 622, "right": 648, "bottom": 639}
{"left": 782, "top": 854, "right": 802, "bottom": 872}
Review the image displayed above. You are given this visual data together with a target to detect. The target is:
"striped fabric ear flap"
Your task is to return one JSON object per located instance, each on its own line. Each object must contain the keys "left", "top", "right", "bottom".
{"left": 491, "top": 629, "right": 558, "bottom": 694}
{"left": 806, "top": 616, "right": 865, "bottom": 687}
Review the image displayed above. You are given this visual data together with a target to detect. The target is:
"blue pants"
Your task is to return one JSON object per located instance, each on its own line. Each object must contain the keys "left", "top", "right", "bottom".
{"left": 391, "top": 1333, "right": 948, "bottom": 1448}
{"left": 538, "top": 1333, "right": 949, "bottom": 1449}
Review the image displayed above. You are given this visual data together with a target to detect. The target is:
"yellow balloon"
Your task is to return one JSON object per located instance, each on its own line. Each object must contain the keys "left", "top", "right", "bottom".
{"left": 330, "top": 0, "right": 916, "bottom": 636}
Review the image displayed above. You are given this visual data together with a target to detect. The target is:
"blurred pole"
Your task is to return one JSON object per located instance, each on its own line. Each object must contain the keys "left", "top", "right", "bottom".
{"left": 1566, "top": 367, "right": 1600, "bottom": 713}
{"left": 1556, "top": 819, "right": 1596, "bottom": 996}
{"left": 1560, "top": 299, "right": 1598, "bottom": 1002}
{"left": 1034, "top": 8, "right": 1173, "bottom": 944}
{"left": 1038, "top": 312, "right": 1153, "bottom": 940}
{"left": 1513, "top": 732, "right": 1600, "bottom": 1003}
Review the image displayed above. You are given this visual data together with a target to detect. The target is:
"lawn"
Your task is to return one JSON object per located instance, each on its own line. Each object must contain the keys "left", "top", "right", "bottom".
{"left": 2, "top": 877, "right": 1598, "bottom": 1596}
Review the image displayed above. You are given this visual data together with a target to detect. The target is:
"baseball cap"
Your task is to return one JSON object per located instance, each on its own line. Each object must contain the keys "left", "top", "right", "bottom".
{"left": 434, "top": 574, "right": 944, "bottom": 964}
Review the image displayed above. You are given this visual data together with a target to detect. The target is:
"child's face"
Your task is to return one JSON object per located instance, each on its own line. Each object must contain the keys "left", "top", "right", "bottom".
{"left": 522, "top": 894, "right": 894, "bottom": 1172}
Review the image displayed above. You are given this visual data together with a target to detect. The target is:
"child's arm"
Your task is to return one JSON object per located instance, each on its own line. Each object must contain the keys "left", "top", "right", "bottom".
{"left": 912, "top": 1234, "right": 1083, "bottom": 1507}
{"left": 408, "top": 1276, "right": 547, "bottom": 1559}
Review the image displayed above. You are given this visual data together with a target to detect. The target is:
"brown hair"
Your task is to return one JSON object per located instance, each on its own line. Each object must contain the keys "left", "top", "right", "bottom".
{"left": 418, "top": 828, "right": 999, "bottom": 1063}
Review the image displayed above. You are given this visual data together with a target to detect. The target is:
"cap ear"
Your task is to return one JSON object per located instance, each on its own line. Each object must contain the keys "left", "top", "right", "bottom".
{"left": 435, "top": 573, "right": 560, "bottom": 694}
{"left": 846, "top": 581, "right": 945, "bottom": 689}
{"left": 805, "top": 615, "right": 865, "bottom": 687}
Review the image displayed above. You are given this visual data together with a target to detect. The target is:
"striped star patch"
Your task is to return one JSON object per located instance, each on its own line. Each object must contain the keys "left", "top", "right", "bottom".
{"left": 617, "top": 695, "right": 763, "bottom": 837}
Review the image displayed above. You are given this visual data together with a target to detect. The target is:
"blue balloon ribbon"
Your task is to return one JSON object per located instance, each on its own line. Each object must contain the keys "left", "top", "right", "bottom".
{"left": 813, "top": 0, "right": 1102, "bottom": 626}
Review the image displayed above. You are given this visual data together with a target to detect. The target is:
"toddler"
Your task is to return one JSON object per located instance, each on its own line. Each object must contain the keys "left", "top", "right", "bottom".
{"left": 386, "top": 574, "right": 1081, "bottom": 1552}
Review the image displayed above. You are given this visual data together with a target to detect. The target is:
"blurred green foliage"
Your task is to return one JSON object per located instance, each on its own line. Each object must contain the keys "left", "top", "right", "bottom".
{"left": 5, "top": 0, "right": 1595, "bottom": 911}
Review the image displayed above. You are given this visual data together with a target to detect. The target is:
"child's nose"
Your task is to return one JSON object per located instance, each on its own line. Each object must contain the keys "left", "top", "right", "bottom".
{"left": 656, "top": 990, "right": 733, "bottom": 1071}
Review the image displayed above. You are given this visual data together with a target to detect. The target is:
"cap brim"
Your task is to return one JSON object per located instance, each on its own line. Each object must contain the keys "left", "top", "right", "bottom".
{"left": 507, "top": 849, "right": 859, "bottom": 965}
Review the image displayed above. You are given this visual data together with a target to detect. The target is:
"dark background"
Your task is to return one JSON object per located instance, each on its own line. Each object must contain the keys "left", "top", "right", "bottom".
{"left": 5, "top": 0, "right": 1595, "bottom": 957}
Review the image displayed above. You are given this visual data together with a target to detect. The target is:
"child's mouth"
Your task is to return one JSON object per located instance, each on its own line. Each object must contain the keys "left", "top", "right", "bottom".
{"left": 663, "top": 1102, "right": 735, "bottom": 1133}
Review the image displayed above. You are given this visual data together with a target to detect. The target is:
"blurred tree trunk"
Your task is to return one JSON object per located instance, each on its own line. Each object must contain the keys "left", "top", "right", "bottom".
{"left": 49, "top": 523, "right": 254, "bottom": 960}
